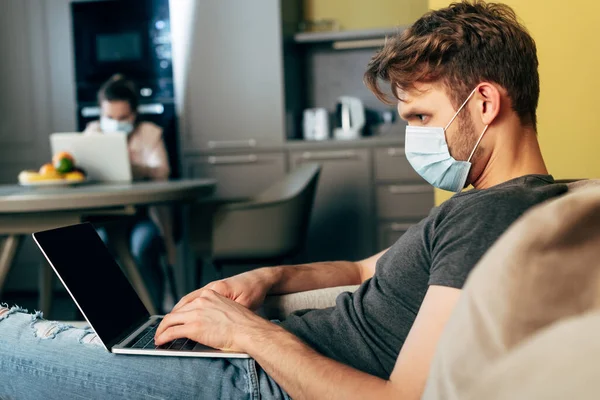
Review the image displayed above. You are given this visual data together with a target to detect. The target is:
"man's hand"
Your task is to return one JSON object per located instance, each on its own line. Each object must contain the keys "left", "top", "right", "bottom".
{"left": 154, "top": 289, "right": 275, "bottom": 351}
{"left": 172, "top": 268, "right": 278, "bottom": 312}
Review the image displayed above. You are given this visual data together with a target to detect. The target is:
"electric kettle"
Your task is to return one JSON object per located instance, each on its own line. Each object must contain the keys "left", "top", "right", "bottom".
{"left": 334, "top": 96, "right": 365, "bottom": 140}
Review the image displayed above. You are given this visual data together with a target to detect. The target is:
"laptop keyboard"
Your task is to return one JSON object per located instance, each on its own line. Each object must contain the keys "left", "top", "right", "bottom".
{"left": 128, "top": 319, "right": 198, "bottom": 351}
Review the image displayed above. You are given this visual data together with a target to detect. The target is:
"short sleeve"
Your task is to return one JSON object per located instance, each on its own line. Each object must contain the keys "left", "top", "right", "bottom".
{"left": 428, "top": 189, "right": 536, "bottom": 288}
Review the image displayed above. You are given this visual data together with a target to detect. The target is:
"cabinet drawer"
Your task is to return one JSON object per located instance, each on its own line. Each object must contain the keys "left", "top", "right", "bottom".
{"left": 289, "top": 148, "right": 374, "bottom": 262}
{"left": 376, "top": 184, "right": 434, "bottom": 219}
{"left": 378, "top": 222, "right": 414, "bottom": 251}
{"left": 374, "top": 147, "right": 423, "bottom": 182}
{"left": 185, "top": 152, "right": 286, "bottom": 199}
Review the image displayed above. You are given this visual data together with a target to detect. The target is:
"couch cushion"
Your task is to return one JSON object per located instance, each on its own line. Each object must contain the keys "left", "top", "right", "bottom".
{"left": 262, "top": 285, "right": 360, "bottom": 320}
{"left": 464, "top": 310, "right": 600, "bottom": 399}
{"left": 423, "top": 184, "right": 600, "bottom": 399}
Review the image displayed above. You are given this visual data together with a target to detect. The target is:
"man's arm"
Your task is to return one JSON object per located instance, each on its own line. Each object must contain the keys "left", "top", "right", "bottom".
{"left": 172, "top": 249, "right": 387, "bottom": 311}
{"left": 157, "top": 285, "right": 460, "bottom": 400}
{"left": 267, "top": 248, "right": 387, "bottom": 295}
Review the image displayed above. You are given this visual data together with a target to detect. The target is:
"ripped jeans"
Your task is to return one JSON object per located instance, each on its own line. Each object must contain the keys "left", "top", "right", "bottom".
{"left": 0, "top": 305, "right": 290, "bottom": 400}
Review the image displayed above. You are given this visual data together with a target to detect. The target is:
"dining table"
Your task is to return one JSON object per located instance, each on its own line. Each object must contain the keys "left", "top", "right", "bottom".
{"left": 0, "top": 179, "right": 216, "bottom": 316}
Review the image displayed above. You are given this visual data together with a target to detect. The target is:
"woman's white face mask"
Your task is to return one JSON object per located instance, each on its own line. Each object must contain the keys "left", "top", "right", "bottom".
{"left": 100, "top": 117, "right": 134, "bottom": 135}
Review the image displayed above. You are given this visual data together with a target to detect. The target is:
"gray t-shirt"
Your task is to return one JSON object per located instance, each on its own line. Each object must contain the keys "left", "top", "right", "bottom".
{"left": 280, "top": 175, "right": 567, "bottom": 379}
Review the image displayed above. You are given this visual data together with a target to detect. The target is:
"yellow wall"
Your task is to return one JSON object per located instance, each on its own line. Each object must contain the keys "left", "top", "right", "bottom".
{"left": 430, "top": 0, "right": 600, "bottom": 204}
{"left": 304, "top": 0, "right": 427, "bottom": 30}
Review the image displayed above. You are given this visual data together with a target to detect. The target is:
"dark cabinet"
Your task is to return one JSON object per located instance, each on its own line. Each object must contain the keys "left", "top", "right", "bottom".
{"left": 373, "top": 145, "right": 434, "bottom": 251}
{"left": 290, "top": 148, "right": 373, "bottom": 262}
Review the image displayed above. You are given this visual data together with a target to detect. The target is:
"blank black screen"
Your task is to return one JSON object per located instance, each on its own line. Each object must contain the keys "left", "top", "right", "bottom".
{"left": 33, "top": 223, "right": 149, "bottom": 347}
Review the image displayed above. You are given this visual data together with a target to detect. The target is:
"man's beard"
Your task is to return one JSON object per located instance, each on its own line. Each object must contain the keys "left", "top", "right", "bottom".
{"left": 448, "top": 108, "right": 481, "bottom": 163}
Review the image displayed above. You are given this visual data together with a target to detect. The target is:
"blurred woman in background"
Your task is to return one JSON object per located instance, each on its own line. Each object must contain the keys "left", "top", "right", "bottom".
{"left": 85, "top": 74, "right": 177, "bottom": 313}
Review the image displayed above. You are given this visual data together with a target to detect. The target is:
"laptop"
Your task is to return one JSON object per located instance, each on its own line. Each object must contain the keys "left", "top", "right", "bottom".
{"left": 32, "top": 222, "right": 249, "bottom": 359}
{"left": 50, "top": 133, "right": 133, "bottom": 182}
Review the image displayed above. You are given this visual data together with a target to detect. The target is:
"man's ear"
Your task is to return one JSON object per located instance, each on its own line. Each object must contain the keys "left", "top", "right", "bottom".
{"left": 474, "top": 82, "right": 501, "bottom": 126}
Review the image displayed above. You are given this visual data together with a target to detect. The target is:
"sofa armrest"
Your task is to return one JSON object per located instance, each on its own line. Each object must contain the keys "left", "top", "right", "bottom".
{"left": 262, "top": 285, "right": 360, "bottom": 320}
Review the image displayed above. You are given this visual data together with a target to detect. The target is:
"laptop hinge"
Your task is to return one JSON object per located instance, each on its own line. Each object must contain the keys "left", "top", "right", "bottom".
{"left": 106, "top": 314, "right": 152, "bottom": 350}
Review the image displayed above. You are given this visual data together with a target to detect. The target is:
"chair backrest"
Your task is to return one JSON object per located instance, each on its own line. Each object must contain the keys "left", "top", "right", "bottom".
{"left": 252, "top": 162, "right": 321, "bottom": 204}
{"left": 211, "top": 163, "right": 321, "bottom": 261}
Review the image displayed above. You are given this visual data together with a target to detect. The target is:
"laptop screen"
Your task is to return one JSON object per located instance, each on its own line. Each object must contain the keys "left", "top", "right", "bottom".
{"left": 33, "top": 223, "right": 150, "bottom": 348}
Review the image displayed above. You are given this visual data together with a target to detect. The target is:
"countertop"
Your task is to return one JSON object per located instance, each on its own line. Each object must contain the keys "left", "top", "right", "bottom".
{"left": 183, "top": 135, "right": 405, "bottom": 156}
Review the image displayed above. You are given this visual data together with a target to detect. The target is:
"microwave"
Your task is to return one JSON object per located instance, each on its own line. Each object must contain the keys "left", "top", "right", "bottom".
{"left": 71, "top": 0, "right": 173, "bottom": 102}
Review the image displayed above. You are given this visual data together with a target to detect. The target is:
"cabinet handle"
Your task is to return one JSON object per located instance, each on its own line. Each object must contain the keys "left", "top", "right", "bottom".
{"left": 387, "top": 147, "right": 405, "bottom": 157}
{"left": 301, "top": 150, "right": 357, "bottom": 161}
{"left": 332, "top": 38, "right": 386, "bottom": 50}
{"left": 208, "top": 139, "right": 257, "bottom": 149}
{"left": 390, "top": 223, "right": 413, "bottom": 232}
{"left": 207, "top": 154, "right": 258, "bottom": 165}
{"left": 387, "top": 185, "right": 432, "bottom": 194}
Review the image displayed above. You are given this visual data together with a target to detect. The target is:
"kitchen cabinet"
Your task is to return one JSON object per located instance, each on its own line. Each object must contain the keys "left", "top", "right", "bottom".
{"left": 289, "top": 148, "right": 372, "bottom": 262}
{"left": 376, "top": 184, "right": 433, "bottom": 219}
{"left": 185, "top": 152, "right": 286, "bottom": 199}
{"left": 373, "top": 145, "right": 433, "bottom": 251}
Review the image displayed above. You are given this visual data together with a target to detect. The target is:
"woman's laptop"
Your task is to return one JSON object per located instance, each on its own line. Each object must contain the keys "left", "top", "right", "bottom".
{"left": 50, "top": 133, "right": 132, "bottom": 182}
{"left": 32, "top": 222, "right": 249, "bottom": 359}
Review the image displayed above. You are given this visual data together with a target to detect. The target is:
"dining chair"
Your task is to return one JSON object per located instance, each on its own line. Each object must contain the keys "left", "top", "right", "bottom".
{"left": 190, "top": 163, "right": 321, "bottom": 283}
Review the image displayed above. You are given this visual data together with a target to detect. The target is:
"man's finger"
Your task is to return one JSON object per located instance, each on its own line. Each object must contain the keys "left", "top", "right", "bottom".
{"left": 171, "top": 296, "right": 210, "bottom": 314}
{"left": 155, "top": 324, "right": 196, "bottom": 346}
{"left": 171, "top": 291, "right": 200, "bottom": 312}
{"left": 155, "top": 310, "right": 196, "bottom": 339}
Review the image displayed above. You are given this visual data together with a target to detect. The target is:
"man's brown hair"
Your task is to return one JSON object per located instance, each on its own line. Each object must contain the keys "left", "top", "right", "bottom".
{"left": 364, "top": 1, "right": 539, "bottom": 128}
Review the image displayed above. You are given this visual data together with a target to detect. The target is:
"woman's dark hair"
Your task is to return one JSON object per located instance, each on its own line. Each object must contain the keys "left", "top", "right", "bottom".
{"left": 97, "top": 74, "right": 139, "bottom": 112}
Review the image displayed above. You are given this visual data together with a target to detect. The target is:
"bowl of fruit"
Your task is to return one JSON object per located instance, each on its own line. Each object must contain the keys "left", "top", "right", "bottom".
{"left": 18, "top": 152, "right": 87, "bottom": 187}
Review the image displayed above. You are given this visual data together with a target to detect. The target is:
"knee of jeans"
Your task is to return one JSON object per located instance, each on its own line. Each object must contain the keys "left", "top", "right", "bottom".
{"left": 130, "top": 223, "right": 162, "bottom": 258}
{"left": 0, "top": 303, "right": 13, "bottom": 320}
{"left": 30, "top": 311, "right": 73, "bottom": 340}
{"left": 78, "top": 328, "right": 103, "bottom": 346}
{"left": 0, "top": 304, "right": 101, "bottom": 345}
{"left": 0, "top": 303, "right": 28, "bottom": 322}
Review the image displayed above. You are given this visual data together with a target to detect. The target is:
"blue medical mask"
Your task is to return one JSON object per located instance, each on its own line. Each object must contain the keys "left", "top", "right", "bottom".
{"left": 404, "top": 87, "right": 489, "bottom": 192}
{"left": 100, "top": 116, "right": 134, "bottom": 135}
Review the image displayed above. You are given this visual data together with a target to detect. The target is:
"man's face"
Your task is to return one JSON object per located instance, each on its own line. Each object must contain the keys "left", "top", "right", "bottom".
{"left": 101, "top": 100, "right": 136, "bottom": 123}
{"left": 397, "top": 82, "right": 478, "bottom": 163}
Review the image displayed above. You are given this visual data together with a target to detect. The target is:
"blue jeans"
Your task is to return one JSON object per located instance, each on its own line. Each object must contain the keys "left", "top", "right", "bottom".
{"left": 0, "top": 305, "right": 290, "bottom": 399}
{"left": 97, "top": 220, "right": 165, "bottom": 313}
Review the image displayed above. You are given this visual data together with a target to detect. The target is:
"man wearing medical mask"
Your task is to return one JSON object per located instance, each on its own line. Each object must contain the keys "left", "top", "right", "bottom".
{"left": 0, "top": 3, "right": 572, "bottom": 400}
{"left": 85, "top": 74, "right": 177, "bottom": 314}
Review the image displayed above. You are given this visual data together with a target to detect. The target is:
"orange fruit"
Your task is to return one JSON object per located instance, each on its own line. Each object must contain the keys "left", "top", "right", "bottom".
{"left": 39, "top": 163, "right": 62, "bottom": 180}
{"left": 52, "top": 151, "right": 75, "bottom": 166}
{"left": 39, "top": 163, "right": 56, "bottom": 175}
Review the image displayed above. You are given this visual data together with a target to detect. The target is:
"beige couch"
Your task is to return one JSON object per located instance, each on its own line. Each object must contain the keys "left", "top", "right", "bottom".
{"left": 266, "top": 179, "right": 600, "bottom": 399}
